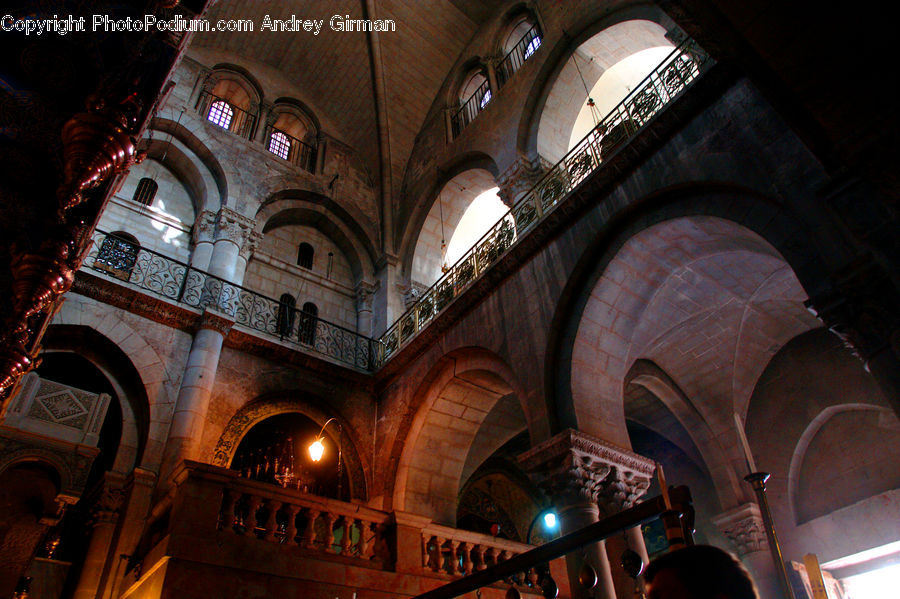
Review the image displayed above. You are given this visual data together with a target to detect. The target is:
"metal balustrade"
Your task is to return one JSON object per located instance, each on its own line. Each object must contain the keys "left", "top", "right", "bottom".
{"left": 265, "top": 125, "right": 317, "bottom": 173}
{"left": 196, "top": 90, "right": 257, "bottom": 139}
{"left": 376, "top": 39, "right": 711, "bottom": 366}
{"left": 84, "top": 230, "right": 376, "bottom": 370}
{"left": 497, "top": 24, "right": 542, "bottom": 87}
{"left": 451, "top": 79, "right": 492, "bottom": 138}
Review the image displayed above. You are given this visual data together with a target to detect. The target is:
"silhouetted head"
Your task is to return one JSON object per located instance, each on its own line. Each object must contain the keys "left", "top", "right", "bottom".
{"left": 643, "top": 545, "right": 760, "bottom": 599}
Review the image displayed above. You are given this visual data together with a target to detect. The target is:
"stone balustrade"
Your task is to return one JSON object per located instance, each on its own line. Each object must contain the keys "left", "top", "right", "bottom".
{"left": 421, "top": 522, "right": 540, "bottom": 587}
{"left": 218, "top": 475, "right": 392, "bottom": 566}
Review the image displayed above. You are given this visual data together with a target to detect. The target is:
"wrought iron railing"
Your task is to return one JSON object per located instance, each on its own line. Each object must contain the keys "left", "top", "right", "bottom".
{"left": 265, "top": 125, "right": 317, "bottom": 173}
{"left": 376, "top": 39, "right": 710, "bottom": 366}
{"left": 85, "top": 231, "right": 376, "bottom": 370}
{"left": 196, "top": 90, "right": 257, "bottom": 139}
{"left": 497, "top": 24, "right": 542, "bottom": 87}
{"left": 451, "top": 78, "right": 492, "bottom": 138}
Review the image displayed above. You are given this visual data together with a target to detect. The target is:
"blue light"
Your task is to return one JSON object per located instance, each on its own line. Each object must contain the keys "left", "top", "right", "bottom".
{"left": 543, "top": 511, "right": 558, "bottom": 530}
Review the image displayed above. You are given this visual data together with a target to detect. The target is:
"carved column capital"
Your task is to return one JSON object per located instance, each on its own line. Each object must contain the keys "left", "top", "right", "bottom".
{"left": 239, "top": 230, "right": 263, "bottom": 261}
{"left": 496, "top": 154, "right": 551, "bottom": 207}
{"left": 215, "top": 207, "right": 255, "bottom": 248}
{"left": 90, "top": 476, "right": 127, "bottom": 526}
{"left": 356, "top": 281, "right": 378, "bottom": 313}
{"left": 712, "top": 503, "right": 767, "bottom": 556}
{"left": 596, "top": 463, "right": 654, "bottom": 516}
{"left": 192, "top": 210, "right": 217, "bottom": 245}
{"left": 519, "top": 429, "right": 652, "bottom": 509}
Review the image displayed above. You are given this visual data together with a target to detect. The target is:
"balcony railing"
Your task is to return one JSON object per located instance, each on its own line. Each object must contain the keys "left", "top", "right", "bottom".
{"left": 265, "top": 125, "right": 317, "bottom": 173}
{"left": 84, "top": 230, "right": 376, "bottom": 370}
{"left": 451, "top": 78, "right": 492, "bottom": 138}
{"left": 196, "top": 90, "right": 257, "bottom": 139}
{"left": 376, "top": 39, "right": 710, "bottom": 366}
{"left": 497, "top": 24, "right": 542, "bottom": 87}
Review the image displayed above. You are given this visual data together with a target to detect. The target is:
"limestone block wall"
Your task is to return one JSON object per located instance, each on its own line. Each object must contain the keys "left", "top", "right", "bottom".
{"left": 244, "top": 224, "right": 357, "bottom": 330}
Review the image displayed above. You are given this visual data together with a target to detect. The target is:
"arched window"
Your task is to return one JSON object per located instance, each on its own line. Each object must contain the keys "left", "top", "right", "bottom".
{"left": 132, "top": 178, "right": 158, "bottom": 206}
{"left": 297, "top": 243, "right": 314, "bottom": 269}
{"left": 298, "top": 302, "right": 318, "bottom": 345}
{"left": 207, "top": 100, "right": 234, "bottom": 129}
{"left": 452, "top": 70, "right": 491, "bottom": 137}
{"left": 276, "top": 293, "right": 296, "bottom": 338}
{"left": 268, "top": 130, "right": 291, "bottom": 160}
{"left": 498, "top": 16, "right": 542, "bottom": 86}
{"left": 95, "top": 231, "right": 140, "bottom": 282}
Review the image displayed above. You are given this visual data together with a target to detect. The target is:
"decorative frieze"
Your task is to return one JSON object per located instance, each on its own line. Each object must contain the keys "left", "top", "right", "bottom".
{"left": 712, "top": 503, "right": 767, "bottom": 556}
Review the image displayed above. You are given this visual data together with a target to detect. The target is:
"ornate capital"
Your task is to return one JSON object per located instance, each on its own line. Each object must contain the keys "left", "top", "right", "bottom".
{"left": 356, "top": 281, "right": 378, "bottom": 313}
{"left": 91, "top": 481, "right": 126, "bottom": 525}
{"left": 192, "top": 210, "right": 217, "bottom": 245}
{"left": 596, "top": 464, "right": 654, "bottom": 516}
{"left": 239, "top": 230, "right": 263, "bottom": 261}
{"left": 712, "top": 503, "right": 767, "bottom": 556}
{"left": 215, "top": 207, "right": 255, "bottom": 248}
{"left": 497, "top": 155, "right": 551, "bottom": 207}
{"left": 519, "top": 429, "right": 652, "bottom": 509}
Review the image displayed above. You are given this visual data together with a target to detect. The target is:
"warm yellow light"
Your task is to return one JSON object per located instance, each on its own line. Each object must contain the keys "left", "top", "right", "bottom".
{"left": 308, "top": 438, "right": 325, "bottom": 462}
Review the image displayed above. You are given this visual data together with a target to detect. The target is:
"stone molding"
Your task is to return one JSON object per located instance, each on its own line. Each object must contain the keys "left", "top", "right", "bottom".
{"left": 518, "top": 428, "right": 655, "bottom": 509}
{"left": 712, "top": 502, "right": 767, "bottom": 556}
{"left": 197, "top": 307, "right": 234, "bottom": 336}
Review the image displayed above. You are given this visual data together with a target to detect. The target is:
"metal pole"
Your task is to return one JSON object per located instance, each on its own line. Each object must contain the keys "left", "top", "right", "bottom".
{"left": 745, "top": 472, "right": 796, "bottom": 599}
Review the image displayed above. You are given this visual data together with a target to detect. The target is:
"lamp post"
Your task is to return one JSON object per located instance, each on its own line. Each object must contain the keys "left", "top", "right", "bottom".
{"left": 309, "top": 417, "right": 342, "bottom": 500}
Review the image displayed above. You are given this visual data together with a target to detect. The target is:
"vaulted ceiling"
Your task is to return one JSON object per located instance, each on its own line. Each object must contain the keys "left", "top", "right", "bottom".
{"left": 191, "top": 0, "right": 497, "bottom": 213}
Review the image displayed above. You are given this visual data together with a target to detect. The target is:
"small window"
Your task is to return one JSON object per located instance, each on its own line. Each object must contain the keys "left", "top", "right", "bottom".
{"left": 299, "top": 302, "right": 318, "bottom": 345}
{"left": 207, "top": 100, "right": 234, "bottom": 129}
{"left": 297, "top": 243, "right": 314, "bottom": 269}
{"left": 276, "top": 293, "right": 296, "bottom": 337}
{"left": 524, "top": 34, "right": 541, "bottom": 59}
{"left": 132, "top": 178, "right": 158, "bottom": 206}
{"left": 268, "top": 130, "right": 291, "bottom": 161}
{"left": 479, "top": 88, "right": 492, "bottom": 110}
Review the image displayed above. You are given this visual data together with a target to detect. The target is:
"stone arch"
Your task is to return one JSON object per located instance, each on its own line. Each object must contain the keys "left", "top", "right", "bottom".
{"left": 400, "top": 154, "right": 501, "bottom": 285}
{"left": 547, "top": 190, "right": 835, "bottom": 459}
{"left": 255, "top": 194, "right": 377, "bottom": 282}
{"left": 0, "top": 447, "right": 78, "bottom": 502}
{"left": 517, "top": 4, "right": 678, "bottom": 161}
{"left": 390, "top": 347, "right": 533, "bottom": 524}
{"left": 49, "top": 298, "right": 175, "bottom": 471}
{"left": 205, "top": 62, "right": 264, "bottom": 110}
{"left": 268, "top": 97, "right": 320, "bottom": 142}
{"left": 150, "top": 115, "right": 228, "bottom": 213}
{"left": 625, "top": 359, "right": 743, "bottom": 510}
{"left": 493, "top": 3, "right": 543, "bottom": 56}
{"left": 210, "top": 395, "right": 367, "bottom": 500}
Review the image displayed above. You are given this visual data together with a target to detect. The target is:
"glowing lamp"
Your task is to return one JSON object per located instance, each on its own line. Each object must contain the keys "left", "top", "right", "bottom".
{"left": 308, "top": 438, "right": 325, "bottom": 462}
{"left": 543, "top": 511, "right": 558, "bottom": 530}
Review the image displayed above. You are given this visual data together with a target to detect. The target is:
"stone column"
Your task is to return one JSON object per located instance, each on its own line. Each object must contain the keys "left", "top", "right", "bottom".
{"left": 233, "top": 231, "right": 262, "bottom": 287}
{"left": 356, "top": 281, "right": 377, "bottom": 337}
{"left": 159, "top": 309, "right": 234, "bottom": 485}
{"left": 596, "top": 463, "right": 654, "bottom": 599}
{"left": 208, "top": 207, "right": 254, "bottom": 284}
{"left": 255, "top": 101, "right": 275, "bottom": 144}
{"left": 72, "top": 474, "right": 126, "bottom": 599}
{"left": 713, "top": 503, "right": 781, "bottom": 599}
{"left": 519, "top": 430, "right": 616, "bottom": 599}
{"left": 102, "top": 468, "right": 156, "bottom": 599}
{"left": 189, "top": 210, "right": 217, "bottom": 271}
{"left": 374, "top": 254, "right": 404, "bottom": 335}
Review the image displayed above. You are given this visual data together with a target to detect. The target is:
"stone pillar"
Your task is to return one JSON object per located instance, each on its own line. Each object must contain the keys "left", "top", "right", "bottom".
{"left": 315, "top": 133, "right": 326, "bottom": 174}
{"left": 374, "top": 254, "right": 404, "bottom": 335}
{"left": 207, "top": 207, "right": 254, "bottom": 284}
{"left": 597, "top": 463, "right": 654, "bottom": 599}
{"left": 255, "top": 101, "right": 275, "bottom": 144}
{"left": 102, "top": 468, "right": 156, "bottom": 599}
{"left": 484, "top": 58, "right": 501, "bottom": 99}
{"left": 234, "top": 231, "right": 262, "bottom": 286}
{"left": 713, "top": 503, "right": 781, "bottom": 599}
{"left": 190, "top": 210, "right": 217, "bottom": 271}
{"left": 519, "top": 430, "right": 616, "bottom": 599}
{"left": 159, "top": 309, "right": 234, "bottom": 485}
{"left": 356, "top": 281, "right": 378, "bottom": 337}
{"left": 72, "top": 474, "right": 126, "bottom": 599}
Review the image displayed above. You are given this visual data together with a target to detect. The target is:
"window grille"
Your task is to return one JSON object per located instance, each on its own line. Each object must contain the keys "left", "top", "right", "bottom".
{"left": 268, "top": 130, "right": 291, "bottom": 160}
{"left": 207, "top": 100, "right": 234, "bottom": 129}
{"left": 297, "top": 243, "right": 314, "bottom": 269}
{"left": 132, "top": 178, "right": 158, "bottom": 206}
{"left": 299, "top": 302, "right": 318, "bottom": 345}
